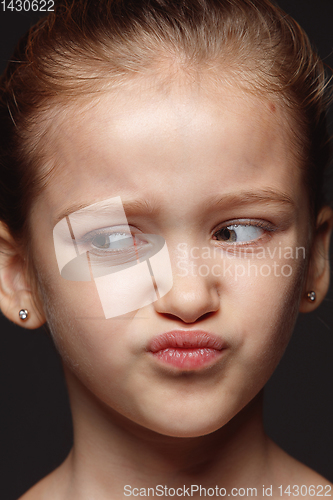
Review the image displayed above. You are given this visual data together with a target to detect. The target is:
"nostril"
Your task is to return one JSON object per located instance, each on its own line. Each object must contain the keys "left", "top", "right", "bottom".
{"left": 156, "top": 310, "right": 218, "bottom": 324}
{"left": 157, "top": 310, "right": 218, "bottom": 324}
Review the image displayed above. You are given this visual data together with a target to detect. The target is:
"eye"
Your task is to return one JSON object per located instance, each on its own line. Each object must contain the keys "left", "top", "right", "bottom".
{"left": 92, "top": 232, "right": 134, "bottom": 250}
{"left": 213, "top": 224, "right": 264, "bottom": 243}
{"left": 82, "top": 227, "right": 154, "bottom": 263}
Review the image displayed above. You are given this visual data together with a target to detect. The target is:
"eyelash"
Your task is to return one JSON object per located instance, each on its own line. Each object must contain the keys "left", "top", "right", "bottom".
{"left": 79, "top": 219, "right": 276, "bottom": 256}
{"left": 212, "top": 219, "right": 276, "bottom": 247}
{"left": 79, "top": 226, "right": 148, "bottom": 256}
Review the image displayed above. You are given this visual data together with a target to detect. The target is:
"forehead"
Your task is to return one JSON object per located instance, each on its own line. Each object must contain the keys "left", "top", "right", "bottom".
{"left": 35, "top": 78, "right": 302, "bottom": 220}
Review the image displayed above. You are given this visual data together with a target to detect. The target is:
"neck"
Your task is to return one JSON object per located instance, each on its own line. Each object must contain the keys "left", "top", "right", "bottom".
{"left": 57, "top": 367, "right": 272, "bottom": 499}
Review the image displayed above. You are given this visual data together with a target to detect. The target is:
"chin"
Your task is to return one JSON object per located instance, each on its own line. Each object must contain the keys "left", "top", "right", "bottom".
{"left": 131, "top": 389, "right": 262, "bottom": 439}
{"left": 155, "top": 425, "right": 221, "bottom": 438}
{"left": 138, "top": 410, "right": 231, "bottom": 438}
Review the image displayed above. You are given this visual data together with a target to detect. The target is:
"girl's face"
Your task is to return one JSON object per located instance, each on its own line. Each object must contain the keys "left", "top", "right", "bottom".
{"left": 30, "top": 79, "right": 310, "bottom": 437}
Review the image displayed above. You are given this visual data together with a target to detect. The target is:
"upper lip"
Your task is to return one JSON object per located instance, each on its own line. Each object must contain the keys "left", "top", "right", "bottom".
{"left": 147, "top": 330, "right": 227, "bottom": 353}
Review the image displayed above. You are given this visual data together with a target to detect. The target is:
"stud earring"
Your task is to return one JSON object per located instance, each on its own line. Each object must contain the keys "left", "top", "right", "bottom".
{"left": 307, "top": 291, "right": 316, "bottom": 302}
{"left": 19, "top": 309, "right": 29, "bottom": 321}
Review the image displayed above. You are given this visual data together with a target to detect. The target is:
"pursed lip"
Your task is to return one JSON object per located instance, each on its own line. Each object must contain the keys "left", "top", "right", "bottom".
{"left": 147, "top": 330, "right": 226, "bottom": 352}
{"left": 147, "top": 330, "right": 227, "bottom": 370}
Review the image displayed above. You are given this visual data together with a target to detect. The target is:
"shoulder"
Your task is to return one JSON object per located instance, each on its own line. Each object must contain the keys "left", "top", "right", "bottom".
{"left": 18, "top": 454, "right": 72, "bottom": 500}
{"left": 18, "top": 474, "right": 55, "bottom": 500}
{"left": 267, "top": 439, "right": 332, "bottom": 498}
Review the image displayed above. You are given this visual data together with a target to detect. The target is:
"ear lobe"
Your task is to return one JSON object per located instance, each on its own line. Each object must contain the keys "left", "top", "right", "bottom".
{"left": 299, "top": 206, "right": 333, "bottom": 313}
{"left": 0, "top": 222, "right": 46, "bottom": 329}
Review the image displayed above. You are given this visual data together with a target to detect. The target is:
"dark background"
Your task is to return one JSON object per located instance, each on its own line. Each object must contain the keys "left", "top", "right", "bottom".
{"left": 0, "top": 1, "right": 333, "bottom": 499}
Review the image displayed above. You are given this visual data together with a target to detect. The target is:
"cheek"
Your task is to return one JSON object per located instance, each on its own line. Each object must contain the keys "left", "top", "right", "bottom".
{"left": 36, "top": 264, "right": 114, "bottom": 364}
{"left": 223, "top": 252, "right": 306, "bottom": 377}
{"left": 35, "top": 261, "right": 144, "bottom": 394}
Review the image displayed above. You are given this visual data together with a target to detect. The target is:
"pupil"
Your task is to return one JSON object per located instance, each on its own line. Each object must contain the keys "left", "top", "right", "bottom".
{"left": 222, "top": 228, "right": 231, "bottom": 240}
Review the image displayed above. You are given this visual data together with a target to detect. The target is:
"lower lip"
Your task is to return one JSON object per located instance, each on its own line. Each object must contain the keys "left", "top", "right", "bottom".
{"left": 151, "top": 347, "right": 224, "bottom": 369}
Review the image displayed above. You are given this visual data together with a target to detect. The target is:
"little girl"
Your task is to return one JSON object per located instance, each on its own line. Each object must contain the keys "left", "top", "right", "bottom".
{"left": 0, "top": 0, "right": 332, "bottom": 498}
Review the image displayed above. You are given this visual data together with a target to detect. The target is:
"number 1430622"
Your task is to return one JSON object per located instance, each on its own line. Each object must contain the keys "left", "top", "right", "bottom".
{"left": 1, "top": 0, "right": 54, "bottom": 12}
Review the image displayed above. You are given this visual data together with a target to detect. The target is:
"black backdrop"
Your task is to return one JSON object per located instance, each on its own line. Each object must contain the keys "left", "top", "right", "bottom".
{"left": 0, "top": 1, "right": 333, "bottom": 499}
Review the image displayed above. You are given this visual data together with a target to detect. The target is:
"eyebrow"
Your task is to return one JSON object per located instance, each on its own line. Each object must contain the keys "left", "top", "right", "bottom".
{"left": 53, "top": 188, "right": 294, "bottom": 225}
{"left": 54, "top": 198, "right": 158, "bottom": 225}
{"left": 210, "top": 188, "right": 295, "bottom": 210}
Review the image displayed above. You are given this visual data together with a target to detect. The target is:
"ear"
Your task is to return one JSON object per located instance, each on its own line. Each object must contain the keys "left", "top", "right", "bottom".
{"left": 299, "top": 206, "right": 333, "bottom": 313}
{"left": 0, "top": 221, "right": 46, "bottom": 329}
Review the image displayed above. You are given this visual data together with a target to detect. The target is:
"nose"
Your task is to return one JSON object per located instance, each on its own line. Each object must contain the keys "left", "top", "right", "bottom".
{"left": 153, "top": 257, "right": 221, "bottom": 324}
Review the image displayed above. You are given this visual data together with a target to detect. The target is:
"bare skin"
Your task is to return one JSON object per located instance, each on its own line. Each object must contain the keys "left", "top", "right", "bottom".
{"left": 19, "top": 394, "right": 333, "bottom": 500}
{"left": 0, "top": 77, "right": 331, "bottom": 499}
